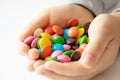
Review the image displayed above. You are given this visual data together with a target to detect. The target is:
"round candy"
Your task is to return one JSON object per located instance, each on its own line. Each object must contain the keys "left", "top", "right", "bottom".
{"left": 31, "top": 38, "right": 39, "bottom": 48}
{"left": 41, "top": 46, "right": 52, "bottom": 59}
{"left": 77, "top": 25, "right": 82, "bottom": 29}
{"left": 44, "top": 26, "right": 54, "bottom": 35}
{"left": 57, "top": 55, "right": 71, "bottom": 62}
{"left": 52, "top": 34, "right": 59, "bottom": 38}
{"left": 52, "top": 43, "right": 64, "bottom": 52}
{"left": 24, "top": 36, "right": 36, "bottom": 45}
{"left": 51, "top": 50, "right": 63, "bottom": 58}
{"left": 67, "top": 19, "right": 79, "bottom": 27}
{"left": 63, "top": 51, "right": 72, "bottom": 57}
{"left": 52, "top": 36, "right": 65, "bottom": 44}
{"left": 52, "top": 25, "right": 63, "bottom": 35}
{"left": 63, "top": 29, "right": 69, "bottom": 40}
{"left": 68, "top": 27, "right": 79, "bottom": 37}
{"left": 71, "top": 51, "right": 81, "bottom": 61}
{"left": 34, "top": 28, "right": 43, "bottom": 37}
{"left": 76, "top": 28, "right": 85, "bottom": 38}
{"left": 47, "top": 57, "right": 59, "bottom": 62}
{"left": 38, "top": 38, "right": 52, "bottom": 48}
{"left": 63, "top": 44, "right": 71, "bottom": 51}
{"left": 75, "top": 38, "right": 81, "bottom": 45}
{"left": 41, "top": 32, "right": 51, "bottom": 39}
{"left": 66, "top": 38, "right": 76, "bottom": 45}
{"left": 28, "top": 49, "right": 39, "bottom": 60}
{"left": 83, "top": 22, "right": 91, "bottom": 36}
{"left": 72, "top": 45, "right": 79, "bottom": 50}
{"left": 79, "top": 35, "right": 88, "bottom": 45}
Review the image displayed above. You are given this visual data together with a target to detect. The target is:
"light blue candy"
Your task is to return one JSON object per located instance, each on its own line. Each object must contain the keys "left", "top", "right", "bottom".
{"left": 52, "top": 43, "right": 64, "bottom": 52}
{"left": 63, "top": 28, "right": 69, "bottom": 40}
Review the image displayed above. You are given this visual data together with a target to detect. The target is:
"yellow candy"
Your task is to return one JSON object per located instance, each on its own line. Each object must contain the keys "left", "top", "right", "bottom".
{"left": 41, "top": 32, "right": 51, "bottom": 39}
{"left": 75, "top": 38, "right": 81, "bottom": 45}
{"left": 76, "top": 28, "right": 85, "bottom": 38}
{"left": 38, "top": 38, "right": 52, "bottom": 48}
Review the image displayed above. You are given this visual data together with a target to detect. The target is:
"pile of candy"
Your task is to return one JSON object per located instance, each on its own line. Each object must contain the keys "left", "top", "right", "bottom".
{"left": 24, "top": 19, "right": 90, "bottom": 62}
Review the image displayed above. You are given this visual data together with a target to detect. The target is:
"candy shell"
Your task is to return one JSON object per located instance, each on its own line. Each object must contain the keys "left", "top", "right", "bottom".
{"left": 34, "top": 28, "right": 43, "bottom": 37}
{"left": 66, "top": 38, "right": 76, "bottom": 45}
{"left": 52, "top": 34, "right": 59, "bottom": 38}
{"left": 63, "top": 51, "right": 72, "bottom": 57}
{"left": 38, "top": 38, "right": 52, "bottom": 48}
{"left": 47, "top": 57, "right": 59, "bottom": 62}
{"left": 31, "top": 38, "right": 39, "bottom": 48}
{"left": 52, "top": 43, "right": 64, "bottom": 52}
{"left": 77, "top": 25, "right": 82, "bottom": 29}
{"left": 71, "top": 51, "right": 81, "bottom": 61}
{"left": 67, "top": 19, "right": 79, "bottom": 27}
{"left": 41, "top": 46, "right": 52, "bottom": 59}
{"left": 24, "top": 36, "right": 35, "bottom": 45}
{"left": 28, "top": 48, "right": 39, "bottom": 60}
{"left": 44, "top": 26, "right": 54, "bottom": 35}
{"left": 63, "top": 28, "right": 69, "bottom": 40}
{"left": 83, "top": 22, "right": 91, "bottom": 36}
{"left": 52, "top": 36, "right": 65, "bottom": 44}
{"left": 51, "top": 50, "right": 63, "bottom": 58}
{"left": 57, "top": 55, "right": 71, "bottom": 62}
{"left": 52, "top": 25, "right": 63, "bottom": 35}
{"left": 68, "top": 27, "right": 79, "bottom": 37}
{"left": 79, "top": 35, "right": 87, "bottom": 45}
{"left": 76, "top": 28, "right": 85, "bottom": 38}
{"left": 41, "top": 32, "right": 51, "bottom": 39}
{"left": 63, "top": 44, "right": 71, "bottom": 51}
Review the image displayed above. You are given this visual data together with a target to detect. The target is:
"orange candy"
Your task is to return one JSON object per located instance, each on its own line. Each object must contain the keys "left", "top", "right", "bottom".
{"left": 28, "top": 48, "right": 39, "bottom": 60}
{"left": 68, "top": 27, "right": 79, "bottom": 37}
{"left": 52, "top": 25, "right": 63, "bottom": 35}
{"left": 41, "top": 46, "right": 52, "bottom": 59}
{"left": 44, "top": 26, "right": 54, "bottom": 35}
{"left": 75, "top": 43, "right": 87, "bottom": 55}
{"left": 67, "top": 19, "right": 79, "bottom": 27}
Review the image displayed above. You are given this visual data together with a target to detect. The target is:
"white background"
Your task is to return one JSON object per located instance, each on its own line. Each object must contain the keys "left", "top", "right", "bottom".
{"left": 0, "top": 0, "right": 120, "bottom": 80}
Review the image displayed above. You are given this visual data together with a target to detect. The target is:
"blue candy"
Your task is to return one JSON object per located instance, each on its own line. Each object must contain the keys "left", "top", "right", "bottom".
{"left": 63, "top": 28, "right": 69, "bottom": 40}
{"left": 52, "top": 43, "right": 64, "bottom": 52}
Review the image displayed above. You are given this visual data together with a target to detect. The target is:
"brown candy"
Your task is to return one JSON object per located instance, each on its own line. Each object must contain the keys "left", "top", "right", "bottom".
{"left": 66, "top": 38, "right": 77, "bottom": 45}
{"left": 71, "top": 51, "right": 81, "bottom": 61}
{"left": 83, "top": 22, "right": 91, "bottom": 36}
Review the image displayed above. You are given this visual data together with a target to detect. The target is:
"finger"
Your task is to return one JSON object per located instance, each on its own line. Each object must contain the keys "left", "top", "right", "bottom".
{"left": 80, "top": 21, "right": 112, "bottom": 68}
{"left": 36, "top": 65, "right": 88, "bottom": 80}
{"left": 18, "top": 42, "right": 30, "bottom": 56}
{"left": 44, "top": 61, "right": 88, "bottom": 76}
{"left": 27, "top": 60, "right": 36, "bottom": 72}
{"left": 19, "top": 10, "right": 50, "bottom": 42}
{"left": 33, "top": 60, "right": 45, "bottom": 69}
{"left": 94, "top": 38, "right": 119, "bottom": 73}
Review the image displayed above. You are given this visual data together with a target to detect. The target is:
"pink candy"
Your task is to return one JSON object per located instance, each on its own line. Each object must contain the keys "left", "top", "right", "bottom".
{"left": 57, "top": 55, "right": 71, "bottom": 62}
{"left": 24, "top": 36, "right": 35, "bottom": 45}
{"left": 63, "top": 44, "right": 71, "bottom": 51}
{"left": 51, "top": 50, "right": 63, "bottom": 58}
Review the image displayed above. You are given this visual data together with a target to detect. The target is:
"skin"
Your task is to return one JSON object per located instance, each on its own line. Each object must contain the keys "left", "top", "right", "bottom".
{"left": 18, "top": 4, "right": 120, "bottom": 80}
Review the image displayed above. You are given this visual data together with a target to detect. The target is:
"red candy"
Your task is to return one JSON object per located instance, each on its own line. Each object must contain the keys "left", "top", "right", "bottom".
{"left": 31, "top": 38, "right": 39, "bottom": 48}
{"left": 44, "top": 26, "right": 54, "bottom": 35}
{"left": 67, "top": 19, "right": 79, "bottom": 27}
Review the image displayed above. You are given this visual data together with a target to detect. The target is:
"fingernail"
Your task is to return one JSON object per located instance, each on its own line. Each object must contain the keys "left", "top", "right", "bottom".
{"left": 81, "top": 53, "right": 95, "bottom": 68}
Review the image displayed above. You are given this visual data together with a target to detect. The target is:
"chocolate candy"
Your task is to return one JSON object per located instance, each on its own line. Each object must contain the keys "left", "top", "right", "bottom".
{"left": 47, "top": 57, "right": 59, "bottom": 62}
{"left": 83, "top": 22, "right": 91, "bottom": 36}
{"left": 71, "top": 51, "right": 81, "bottom": 61}
{"left": 66, "top": 38, "right": 77, "bottom": 45}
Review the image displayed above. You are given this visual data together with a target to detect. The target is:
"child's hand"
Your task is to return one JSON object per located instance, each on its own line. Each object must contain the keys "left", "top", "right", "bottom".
{"left": 18, "top": 3, "right": 94, "bottom": 78}
{"left": 39, "top": 14, "right": 120, "bottom": 80}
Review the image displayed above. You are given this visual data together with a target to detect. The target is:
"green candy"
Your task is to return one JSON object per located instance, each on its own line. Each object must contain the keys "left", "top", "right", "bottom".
{"left": 63, "top": 51, "right": 72, "bottom": 57}
{"left": 79, "top": 35, "right": 87, "bottom": 45}
{"left": 77, "top": 25, "right": 82, "bottom": 29}
{"left": 52, "top": 36, "right": 65, "bottom": 44}
{"left": 47, "top": 57, "right": 59, "bottom": 62}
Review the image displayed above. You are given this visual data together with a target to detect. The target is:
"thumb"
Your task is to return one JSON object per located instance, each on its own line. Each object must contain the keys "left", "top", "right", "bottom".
{"left": 80, "top": 26, "right": 111, "bottom": 69}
